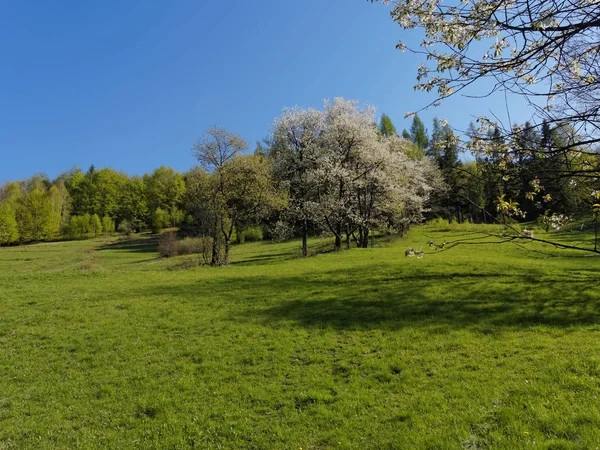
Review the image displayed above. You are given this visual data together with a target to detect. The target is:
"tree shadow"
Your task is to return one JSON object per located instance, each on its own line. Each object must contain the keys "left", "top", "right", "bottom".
{"left": 135, "top": 264, "right": 600, "bottom": 331}
{"left": 97, "top": 235, "right": 158, "bottom": 254}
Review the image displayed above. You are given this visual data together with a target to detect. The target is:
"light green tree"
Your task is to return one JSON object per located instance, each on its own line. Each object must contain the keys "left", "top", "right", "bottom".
{"left": 0, "top": 203, "right": 19, "bottom": 244}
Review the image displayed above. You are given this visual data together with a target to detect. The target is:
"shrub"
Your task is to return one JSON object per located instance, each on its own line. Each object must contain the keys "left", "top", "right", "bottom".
{"left": 117, "top": 220, "right": 133, "bottom": 237}
{"left": 237, "top": 227, "right": 263, "bottom": 244}
{"left": 157, "top": 231, "right": 178, "bottom": 257}
{"left": 177, "top": 237, "right": 203, "bottom": 255}
{"left": 65, "top": 215, "right": 92, "bottom": 239}
{"left": 151, "top": 208, "right": 171, "bottom": 234}
{"left": 270, "top": 220, "right": 294, "bottom": 243}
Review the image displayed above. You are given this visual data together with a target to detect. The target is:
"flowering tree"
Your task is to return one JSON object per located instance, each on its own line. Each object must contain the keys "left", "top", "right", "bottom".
{"left": 271, "top": 99, "right": 439, "bottom": 252}
{"left": 270, "top": 107, "right": 325, "bottom": 257}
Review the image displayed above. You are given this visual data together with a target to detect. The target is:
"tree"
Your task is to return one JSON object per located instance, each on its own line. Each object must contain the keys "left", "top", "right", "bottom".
{"left": 144, "top": 166, "right": 186, "bottom": 220}
{"left": 271, "top": 99, "right": 439, "bottom": 253}
{"left": 318, "top": 99, "right": 382, "bottom": 251}
{"left": 117, "top": 176, "right": 149, "bottom": 232}
{"left": 192, "top": 126, "right": 249, "bottom": 266}
{"left": 90, "top": 214, "right": 102, "bottom": 237}
{"left": 379, "top": 113, "right": 397, "bottom": 137}
{"left": 270, "top": 107, "right": 325, "bottom": 257}
{"left": 151, "top": 208, "right": 171, "bottom": 234}
{"left": 0, "top": 203, "right": 19, "bottom": 244}
{"left": 15, "top": 178, "right": 60, "bottom": 242}
{"left": 409, "top": 114, "right": 428, "bottom": 151}
{"left": 101, "top": 215, "right": 115, "bottom": 235}
{"left": 218, "top": 154, "right": 285, "bottom": 263}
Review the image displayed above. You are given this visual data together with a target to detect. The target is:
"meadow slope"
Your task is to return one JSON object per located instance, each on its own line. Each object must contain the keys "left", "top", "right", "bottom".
{"left": 1, "top": 225, "right": 599, "bottom": 449}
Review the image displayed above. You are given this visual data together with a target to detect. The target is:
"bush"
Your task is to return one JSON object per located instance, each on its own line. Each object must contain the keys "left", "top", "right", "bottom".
{"left": 117, "top": 220, "right": 133, "bottom": 237}
{"left": 151, "top": 208, "right": 171, "bottom": 234}
{"left": 64, "top": 215, "right": 93, "bottom": 239}
{"left": 270, "top": 220, "right": 294, "bottom": 243}
{"left": 177, "top": 237, "right": 203, "bottom": 255}
{"left": 237, "top": 227, "right": 263, "bottom": 244}
{"left": 157, "top": 231, "right": 178, "bottom": 257}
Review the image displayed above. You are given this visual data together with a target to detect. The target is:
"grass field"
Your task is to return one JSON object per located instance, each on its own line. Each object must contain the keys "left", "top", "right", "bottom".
{"left": 1, "top": 224, "right": 599, "bottom": 449}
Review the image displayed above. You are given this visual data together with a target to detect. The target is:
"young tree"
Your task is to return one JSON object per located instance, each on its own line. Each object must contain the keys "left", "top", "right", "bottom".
{"left": 218, "top": 154, "right": 285, "bottom": 263}
{"left": 101, "top": 215, "right": 115, "bottom": 235}
{"left": 192, "top": 126, "right": 249, "bottom": 265}
{"left": 16, "top": 178, "right": 60, "bottom": 242}
{"left": 90, "top": 214, "right": 102, "bottom": 237}
{"left": 0, "top": 203, "right": 19, "bottom": 245}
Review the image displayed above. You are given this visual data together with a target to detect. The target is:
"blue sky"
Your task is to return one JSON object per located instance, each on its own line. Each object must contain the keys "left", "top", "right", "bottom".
{"left": 0, "top": 0, "right": 535, "bottom": 183}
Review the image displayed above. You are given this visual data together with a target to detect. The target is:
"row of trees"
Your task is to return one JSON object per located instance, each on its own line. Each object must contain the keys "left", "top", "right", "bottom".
{"left": 3, "top": 103, "right": 597, "bottom": 258}
{"left": 189, "top": 99, "right": 440, "bottom": 264}
{"left": 0, "top": 165, "right": 186, "bottom": 245}
{"left": 0, "top": 99, "right": 441, "bottom": 264}
{"left": 370, "top": 0, "right": 600, "bottom": 247}
{"left": 390, "top": 111, "right": 600, "bottom": 232}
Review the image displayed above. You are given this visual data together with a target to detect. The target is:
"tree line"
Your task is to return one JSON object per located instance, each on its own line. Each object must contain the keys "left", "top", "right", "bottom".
{"left": 1, "top": 97, "right": 597, "bottom": 261}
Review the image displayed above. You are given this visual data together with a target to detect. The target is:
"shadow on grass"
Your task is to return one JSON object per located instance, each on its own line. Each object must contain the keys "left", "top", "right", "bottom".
{"left": 136, "top": 264, "right": 600, "bottom": 331}
{"left": 97, "top": 235, "right": 158, "bottom": 254}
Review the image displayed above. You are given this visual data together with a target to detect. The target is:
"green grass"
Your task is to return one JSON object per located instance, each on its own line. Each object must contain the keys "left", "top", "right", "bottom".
{"left": 1, "top": 225, "right": 599, "bottom": 449}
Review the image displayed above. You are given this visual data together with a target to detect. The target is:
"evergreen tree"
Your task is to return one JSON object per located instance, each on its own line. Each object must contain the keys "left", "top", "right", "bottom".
{"left": 409, "top": 114, "right": 429, "bottom": 151}
{"left": 379, "top": 113, "right": 397, "bottom": 137}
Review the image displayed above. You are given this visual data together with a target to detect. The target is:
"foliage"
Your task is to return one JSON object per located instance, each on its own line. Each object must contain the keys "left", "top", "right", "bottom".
{"left": 0, "top": 203, "right": 19, "bottom": 244}
{"left": 15, "top": 178, "right": 60, "bottom": 242}
{"left": 270, "top": 220, "right": 294, "bottom": 243}
{"left": 151, "top": 208, "right": 171, "bottom": 234}
{"left": 117, "top": 219, "right": 133, "bottom": 237}
{"left": 144, "top": 166, "right": 186, "bottom": 217}
{"left": 101, "top": 215, "right": 115, "bottom": 235}
{"left": 271, "top": 99, "right": 438, "bottom": 252}
{"left": 237, "top": 226, "right": 263, "bottom": 244}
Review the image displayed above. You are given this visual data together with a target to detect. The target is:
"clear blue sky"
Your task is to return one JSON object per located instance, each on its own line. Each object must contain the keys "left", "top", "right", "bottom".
{"left": 0, "top": 0, "right": 534, "bottom": 184}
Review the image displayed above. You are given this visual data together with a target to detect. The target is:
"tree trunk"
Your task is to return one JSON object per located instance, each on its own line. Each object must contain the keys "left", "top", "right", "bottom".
{"left": 334, "top": 235, "right": 342, "bottom": 252}
{"left": 302, "top": 219, "right": 308, "bottom": 257}
{"left": 223, "top": 239, "right": 230, "bottom": 265}
{"left": 211, "top": 233, "right": 220, "bottom": 266}
{"left": 345, "top": 225, "right": 351, "bottom": 250}
{"left": 360, "top": 228, "right": 369, "bottom": 248}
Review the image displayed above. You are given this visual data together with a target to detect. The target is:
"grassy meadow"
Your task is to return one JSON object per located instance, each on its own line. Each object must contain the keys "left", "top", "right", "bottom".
{"left": 1, "top": 223, "right": 599, "bottom": 449}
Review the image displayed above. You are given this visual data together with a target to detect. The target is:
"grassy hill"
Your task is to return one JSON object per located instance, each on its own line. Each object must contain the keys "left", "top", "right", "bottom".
{"left": 1, "top": 224, "right": 599, "bottom": 449}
